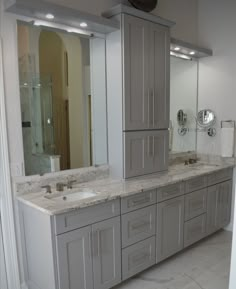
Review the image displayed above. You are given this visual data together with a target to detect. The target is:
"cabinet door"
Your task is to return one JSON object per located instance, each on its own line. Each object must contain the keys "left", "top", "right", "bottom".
{"left": 207, "top": 185, "right": 218, "bottom": 235}
{"left": 185, "top": 189, "right": 207, "bottom": 221}
{"left": 149, "top": 23, "right": 170, "bottom": 129}
{"left": 122, "top": 14, "right": 150, "bottom": 130}
{"left": 207, "top": 180, "right": 232, "bottom": 235}
{"left": 156, "top": 196, "right": 184, "bottom": 263}
{"left": 184, "top": 214, "right": 207, "bottom": 248}
{"left": 124, "top": 130, "right": 168, "bottom": 178}
{"left": 145, "top": 130, "right": 169, "bottom": 174}
{"left": 92, "top": 217, "right": 121, "bottom": 289}
{"left": 217, "top": 180, "right": 232, "bottom": 228}
{"left": 56, "top": 226, "right": 93, "bottom": 289}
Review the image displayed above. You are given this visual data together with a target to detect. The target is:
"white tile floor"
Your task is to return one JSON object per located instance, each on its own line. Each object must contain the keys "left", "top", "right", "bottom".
{"left": 116, "top": 230, "right": 232, "bottom": 289}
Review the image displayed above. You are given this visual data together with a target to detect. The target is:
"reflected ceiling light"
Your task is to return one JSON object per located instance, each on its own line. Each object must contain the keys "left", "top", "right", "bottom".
{"left": 45, "top": 13, "right": 55, "bottom": 19}
{"left": 170, "top": 51, "right": 192, "bottom": 60}
{"left": 67, "top": 29, "right": 73, "bottom": 33}
{"left": 190, "top": 51, "right": 196, "bottom": 55}
{"left": 174, "top": 47, "right": 180, "bottom": 51}
{"left": 34, "top": 21, "right": 41, "bottom": 26}
{"left": 80, "top": 22, "right": 88, "bottom": 28}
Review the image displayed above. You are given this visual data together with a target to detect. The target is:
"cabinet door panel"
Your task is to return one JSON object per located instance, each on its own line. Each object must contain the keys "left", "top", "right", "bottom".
{"left": 185, "top": 189, "right": 207, "bottom": 221}
{"left": 121, "top": 190, "right": 157, "bottom": 214}
{"left": 122, "top": 237, "right": 156, "bottom": 280}
{"left": 56, "top": 226, "right": 93, "bottom": 289}
{"left": 157, "top": 182, "right": 185, "bottom": 202}
{"left": 207, "top": 180, "right": 232, "bottom": 235}
{"left": 217, "top": 180, "right": 232, "bottom": 228}
{"left": 184, "top": 214, "right": 206, "bottom": 248}
{"left": 124, "top": 130, "right": 168, "bottom": 178}
{"left": 123, "top": 14, "right": 149, "bottom": 130}
{"left": 92, "top": 217, "right": 121, "bottom": 289}
{"left": 156, "top": 196, "right": 184, "bottom": 263}
{"left": 207, "top": 185, "right": 218, "bottom": 235}
{"left": 149, "top": 23, "right": 170, "bottom": 129}
{"left": 122, "top": 205, "right": 156, "bottom": 247}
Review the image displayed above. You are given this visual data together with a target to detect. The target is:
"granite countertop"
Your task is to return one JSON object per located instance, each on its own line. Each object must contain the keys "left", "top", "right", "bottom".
{"left": 16, "top": 160, "right": 235, "bottom": 216}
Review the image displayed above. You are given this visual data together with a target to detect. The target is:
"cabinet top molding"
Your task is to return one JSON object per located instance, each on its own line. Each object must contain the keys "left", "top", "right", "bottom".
{"left": 102, "top": 4, "right": 175, "bottom": 28}
{"left": 4, "top": 0, "right": 120, "bottom": 35}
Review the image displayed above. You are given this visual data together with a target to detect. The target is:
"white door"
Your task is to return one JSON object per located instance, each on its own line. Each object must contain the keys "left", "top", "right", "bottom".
{"left": 0, "top": 215, "right": 8, "bottom": 289}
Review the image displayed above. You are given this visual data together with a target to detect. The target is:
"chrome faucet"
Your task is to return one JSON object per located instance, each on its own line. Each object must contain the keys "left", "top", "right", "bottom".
{"left": 41, "top": 185, "right": 52, "bottom": 194}
{"left": 56, "top": 183, "right": 67, "bottom": 192}
{"left": 67, "top": 180, "right": 77, "bottom": 189}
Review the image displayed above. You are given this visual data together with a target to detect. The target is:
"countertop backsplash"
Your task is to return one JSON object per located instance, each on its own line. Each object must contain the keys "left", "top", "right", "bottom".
{"left": 13, "top": 165, "right": 109, "bottom": 196}
{"left": 13, "top": 153, "right": 235, "bottom": 199}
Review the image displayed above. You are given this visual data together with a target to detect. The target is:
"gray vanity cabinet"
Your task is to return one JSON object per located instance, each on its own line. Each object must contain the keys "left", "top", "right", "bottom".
{"left": 207, "top": 180, "right": 232, "bottom": 235}
{"left": 123, "top": 14, "right": 170, "bottom": 131}
{"left": 106, "top": 8, "right": 173, "bottom": 178}
{"left": 124, "top": 130, "right": 169, "bottom": 178}
{"left": 156, "top": 196, "right": 184, "bottom": 263}
{"left": 56, "top": 226, "right": 93, "bottom": 289}
{"left": 92, "top": 217, "right": 121, "bottom": 289}
{"left": 56, "top": 216, "right": 121, "bottom": 289}
{"left": 123, "top": 14, "right": 149, "bottom": 131}
{"left": 148, "top": 22, "right": 170, "bottom": 130}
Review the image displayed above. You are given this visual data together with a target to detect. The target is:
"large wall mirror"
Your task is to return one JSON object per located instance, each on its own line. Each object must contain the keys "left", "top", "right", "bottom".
{"left": 17, "top": 22, "right": 108, "bottom": 176}
{"left": 169, "top": 56, "right": 198, "bottom": 154}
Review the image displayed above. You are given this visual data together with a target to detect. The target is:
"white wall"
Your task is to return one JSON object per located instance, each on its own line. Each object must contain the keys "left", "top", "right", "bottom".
{"left": 197, "top": 1, "right": 236, "bottom": 286}
{"left": 197, "top": 0, "right": 236, "bottom": 156}
{"left": 47, "top": 0, "right": 198, "bottom": 43}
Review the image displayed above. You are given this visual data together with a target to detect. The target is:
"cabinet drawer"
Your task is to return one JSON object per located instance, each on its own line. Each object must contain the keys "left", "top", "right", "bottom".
{"left": 53, "top": 200, "right": 120, "bottom": 235}
{"left": 122, "top": 236, "right": 156, "bottom": 280}
{"left": 185, "top": 189, "right": 207, "bottom": 221}
{"left": 157, "top": 182, "right": 185, "bottom": 202}
{"left": 207, "top": 168, "right": 233, "bottom": 186}
{"left": 122, "top": 205, "right": 156, "bottom": 248}
{"left": 185, "top": 176, "right": 207, "bottom": 193}
{"left": 184, "top": 214, "right": 206, "bottom": 248}
{"left": 121, "top": 190, "right": 156, "bottom": 214}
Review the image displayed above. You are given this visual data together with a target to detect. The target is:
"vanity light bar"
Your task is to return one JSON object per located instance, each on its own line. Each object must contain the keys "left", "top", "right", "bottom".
{"left": 170, "top": 37, "right": 213, "bottom": 60}
{"left": 32, "top": 20, "right": 102, "bottom": 38}
{"left": 170, "top": 51, "right": 192, "bottom": 60}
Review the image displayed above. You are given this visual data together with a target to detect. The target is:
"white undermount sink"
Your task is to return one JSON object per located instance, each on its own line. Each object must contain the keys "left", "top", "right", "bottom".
{"left": 45, "top": 190, "right": 98, "bottom": 202}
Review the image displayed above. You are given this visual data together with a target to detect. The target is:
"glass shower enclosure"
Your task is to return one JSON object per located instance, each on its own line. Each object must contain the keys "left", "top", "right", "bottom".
{"left": 20, "top": 72, "right": 55, "bottom": 175}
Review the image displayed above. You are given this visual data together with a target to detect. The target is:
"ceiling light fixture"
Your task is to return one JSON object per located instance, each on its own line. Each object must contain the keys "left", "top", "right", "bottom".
{"left": 45, "top": 13, "right": 55, "bottom": 20}
{"left": 190, "top": 51, "right": 196, "bottom": 55}
{"left": 80, "top": 22, "right": 88, "bottom": 28}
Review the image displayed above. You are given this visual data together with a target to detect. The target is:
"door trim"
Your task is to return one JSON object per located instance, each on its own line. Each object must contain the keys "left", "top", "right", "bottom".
{"left": 0, "top": 37, "right": 21, "bottom": 289}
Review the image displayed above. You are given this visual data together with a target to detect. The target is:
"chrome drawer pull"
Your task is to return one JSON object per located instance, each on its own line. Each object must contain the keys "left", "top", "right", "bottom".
{"left": 131, "top": 197, "right": 150, "bottom": 206}
{"left": 131, "top": 221, "right": 150, "bottom": 230}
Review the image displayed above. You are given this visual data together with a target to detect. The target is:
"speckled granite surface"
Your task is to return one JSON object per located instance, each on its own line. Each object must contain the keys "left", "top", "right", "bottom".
{"left": 16, "top": 158, "right": 235, "bottom": 216}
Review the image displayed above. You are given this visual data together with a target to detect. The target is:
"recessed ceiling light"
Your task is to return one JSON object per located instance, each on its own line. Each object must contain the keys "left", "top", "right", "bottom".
{"left": 174, "top": 47, "right": 180, "bottom": 51}
{"left": 190, "top": 51, "right": 196, "bottom": 55}
{"left": 80, "top": 22, "right": 88, "bottom": 28}
{"left": 46, "top": 13, "right": 54, "bottom": 20}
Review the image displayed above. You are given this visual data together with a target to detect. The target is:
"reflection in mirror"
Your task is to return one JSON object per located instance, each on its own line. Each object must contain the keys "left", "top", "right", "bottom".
{"left": 17, "top": 22, "right": 108, "bottom": 176}
{"left": 197, "top": 109, "right": 216, "bottom": 128}
{"left": 169, "top": 57, "right": 198, "bottom": 154}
